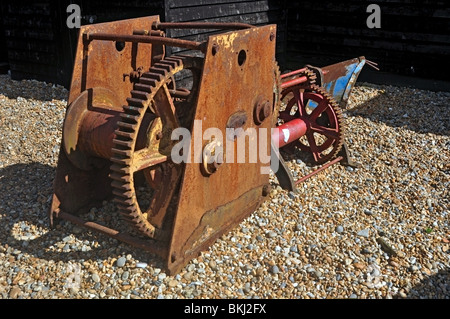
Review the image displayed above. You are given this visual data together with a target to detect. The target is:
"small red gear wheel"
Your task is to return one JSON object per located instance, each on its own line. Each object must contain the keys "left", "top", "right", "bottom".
{"left": 278, "top": 84, "right": 344, "bottom": 164}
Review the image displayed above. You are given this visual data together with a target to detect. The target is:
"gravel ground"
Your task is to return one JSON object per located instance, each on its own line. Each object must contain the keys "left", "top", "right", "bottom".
{"left": 0, "top": 74, "right": 449, "bottom": 299}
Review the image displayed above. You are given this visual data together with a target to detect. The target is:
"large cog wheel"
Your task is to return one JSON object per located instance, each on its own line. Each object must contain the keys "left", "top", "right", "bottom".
{"left": 110, "top": 56, "right": 199, "bottom": 239}
{"left": 279, "top": 84, "right": 345, "bottom": 164}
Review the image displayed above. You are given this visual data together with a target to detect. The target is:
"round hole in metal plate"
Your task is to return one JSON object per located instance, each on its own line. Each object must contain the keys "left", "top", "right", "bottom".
{"left": 115, "top": 41, "right": 126, "bottom": 52}
{"left": 237, "top": 50, "right": 246, "bottom": 66}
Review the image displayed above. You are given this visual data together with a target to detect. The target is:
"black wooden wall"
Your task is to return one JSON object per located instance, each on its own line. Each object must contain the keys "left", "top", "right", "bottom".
{"left": 164, "top": 0, "right": 287, "bottom": 64}
{"left": 1, "top": 1, "right": 449, "bottom": 87}
{"left": 1, "top": 1, "right": 70, "bottom": 84}
{"left": 0, "top": 0, "right": 164, "bottom": 87}
{"left": 0, "top": 4, "right": 7, "bottom": 71}
{"left": 286, "top": 1, "right": 450, "bottom": 82}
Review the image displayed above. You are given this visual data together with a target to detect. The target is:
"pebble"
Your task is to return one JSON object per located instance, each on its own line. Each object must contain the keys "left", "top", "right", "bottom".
{"left": 0, "top": 76, "right": 448, "bottom": 300}
{"left": 92, "top": 273, "right": 100, "bottom": 283}
{"left": 267, "top": 231, "right": 277, "bottom": 238}
{"left": 357, "top": 229, "right": 370, "bottom": 238}
{"left": 62, "top": 236, "right": 72, "bottom": 243}
{"left": 9, "top": 287, "right": 21, "bottom": 299}
{"left": 72, "top": 226, "right": 83, "bottom": 234}
{"left": 353, "top": 262, "right": 365, "bottom": 270}
{"left": 209, "top": 260, "right": 218, "bottom": 270}
{"left": 116, "top": 257, "right": 126, "bottom": 268}
{"left": 336, "top": 226, "right": 344, "bottom": 233}
{"left": 158, "top": 273, "right": 167, "bottom": 281}
{"left": 270, "top": 265, "right": 280, "bottom": 274}
{"left": 364, "top": 209, "right": 374, "bottom": 216}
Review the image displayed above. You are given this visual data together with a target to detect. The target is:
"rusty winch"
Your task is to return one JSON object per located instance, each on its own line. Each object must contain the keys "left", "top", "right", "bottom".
{"left": 49, "top": 16, "right": 373, "bottom": 274}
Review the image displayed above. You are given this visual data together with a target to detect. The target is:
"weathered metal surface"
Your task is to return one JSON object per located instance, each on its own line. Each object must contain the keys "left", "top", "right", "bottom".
{"left": 321, "top": 56, "right": 366, "bottom": 108}
{"left": 49, "top": 15, "right": 367, "bottom": 276}
{"left": 153, "top": 21, "right": 253, "bottom": 30}
{"left": 51, "top": 16, "right": 161, "bottom": 222}
{"left": 278, "top": 84, "right": 344, "bottom": 164}
{"left": 166, "top": 25, "right": 277, "bottom": 274}
{"left": 62, "top": 87, "right": 123, "bottom": 170}
{"left": 273, "top": 118, "right": 307, "bottom": 148}
{"left": 85, "top": 33, "right": 206, "bottom": 53}
{"left": 68, "top": 16, "right": 160, "bottom": 106}
{"left": 294, "top": 156, "right": 343, "bottom": 185}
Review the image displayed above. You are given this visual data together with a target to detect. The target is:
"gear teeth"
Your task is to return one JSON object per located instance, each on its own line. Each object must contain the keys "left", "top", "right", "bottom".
{"left": 109, "top": 172, "right": 129, "bottom": 181}
{"left": 131, "top": 90, "right": 149, "bottom": 100}
{"left": 151, "top": 67, "right": 168, "bottom": 76}
{"left": 113, "top": 197, "right": 134, "bottom": 211}
{"left": 111, "top": 147, "right": 132, "bottom": 157}
{"left": 112, "top": 189, "right": 134, "bottom": 198}
{"left": 117, "top": 121, "right": 138, "bottom": 130}
{"left": 111, "top": 181, "right": 131, "bottom": 192}
{"left": 110, "top": 156, "right": 131, "bottom": 165}
{"left": 126, "top": 97, "right": 146, "bottom": 107}
{"left": 114, "top": 129, "right": 134, "bottom": 139}
{"left": 123, "top": 105, "right": 143, "bottom": 115}
{"left": 110, "top": 164, "right": 131, "bottom": 174}
{"left": 139, "top": 77, "right": 158, "bottom": 86}
{"left": 110, "top": 55, "right": 193, "bottom": 239}
{"left": 153, "top": 63, "right": 172, "bottom": 72}
{"left": 119, "top": 113, "right": 140, "bottom": 123}
{"left": 157, "top": 60, "right": 178, "bottom": 69}
{"left": 119, "top": 212, "right": 137, "bottom": 221}
{"left": 134, "top": 83, "right": 153, "bottom": 93}
{"left": 279, "top": 83, "right": 344, "bottom": 164}
{"left": 272, "top": 61, "right": 282, "bottom": 124}
{"left": 165, "top": 56, "right": 183, "bottom": 64}
{"left": 112, "top": 139, "right": 132, "bottom": 147}
{"left": 141, "top": 72, "right": 163, "bottom": 81}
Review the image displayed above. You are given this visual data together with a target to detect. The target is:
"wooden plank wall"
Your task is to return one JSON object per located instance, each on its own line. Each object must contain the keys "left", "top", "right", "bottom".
{"left": 0, "top": 5, "right": 8, "bottom": 69}
{"left": 286, "top": 1, "right": 450, "bottom": 81}
{"left": 2, "top": 1, "right": 448, "bottom": 86}
{"left": 1, "top": 1, "right": 67, "bottom": 84}
{"left": 164, "top": 0, "right": 287, "bottom": 63}
{"left": 79, "top": 0, "right": 164, "bottom": 23}
{"left": 0, "top": 0, "right": 164, "bottom": 87}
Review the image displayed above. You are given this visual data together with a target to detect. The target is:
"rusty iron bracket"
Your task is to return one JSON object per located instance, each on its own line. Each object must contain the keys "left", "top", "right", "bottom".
{"left": 338, "top": 142, "right": 361, "bottom": 168}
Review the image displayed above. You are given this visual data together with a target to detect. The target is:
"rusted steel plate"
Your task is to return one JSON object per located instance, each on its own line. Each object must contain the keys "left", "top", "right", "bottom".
{"left": 166, "top": 25, "right": 277, "bottom": 274}
{"left": 321, "top": 56, "right": 366, "bottom": 108}
{"left": 51, "top": 16, "right": 160, "bottom": 218}
{"left": 68, "top": 16, "right": 160, "bottom": 105}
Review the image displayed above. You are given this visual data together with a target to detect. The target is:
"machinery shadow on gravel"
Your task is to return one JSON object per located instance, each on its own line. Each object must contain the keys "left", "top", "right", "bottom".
{"left": 0, "top": 162, "right": 163, "bottom": 268}
{"left": 405, "top": 269, "right": 450, "bottom": 299}
{"left": 0, "top": 75, "right": 68, "bottom": 102}
{"left": 346, "top": 84, "right": 449, "bottom": 136}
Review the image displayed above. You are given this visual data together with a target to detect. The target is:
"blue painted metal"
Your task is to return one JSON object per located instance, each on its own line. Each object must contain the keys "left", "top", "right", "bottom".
{"left": 322, "top": 57, "right": 366, "bottom": 108}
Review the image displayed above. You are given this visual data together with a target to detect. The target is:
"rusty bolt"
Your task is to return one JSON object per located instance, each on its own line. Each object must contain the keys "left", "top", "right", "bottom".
{"left": 211, "top": 150, "right": 224, "bottom": 170}
{"left": 261, "top": 101, "right": 271, "bottom": 119}
{"left": 212, "top": 43, "right": 219, "bottom": 56}
{"left": 254, "top": 97, "right": 272, "bottom": 125}
{"left": 203, "top": 140, "right": 223, "bottom": 175}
